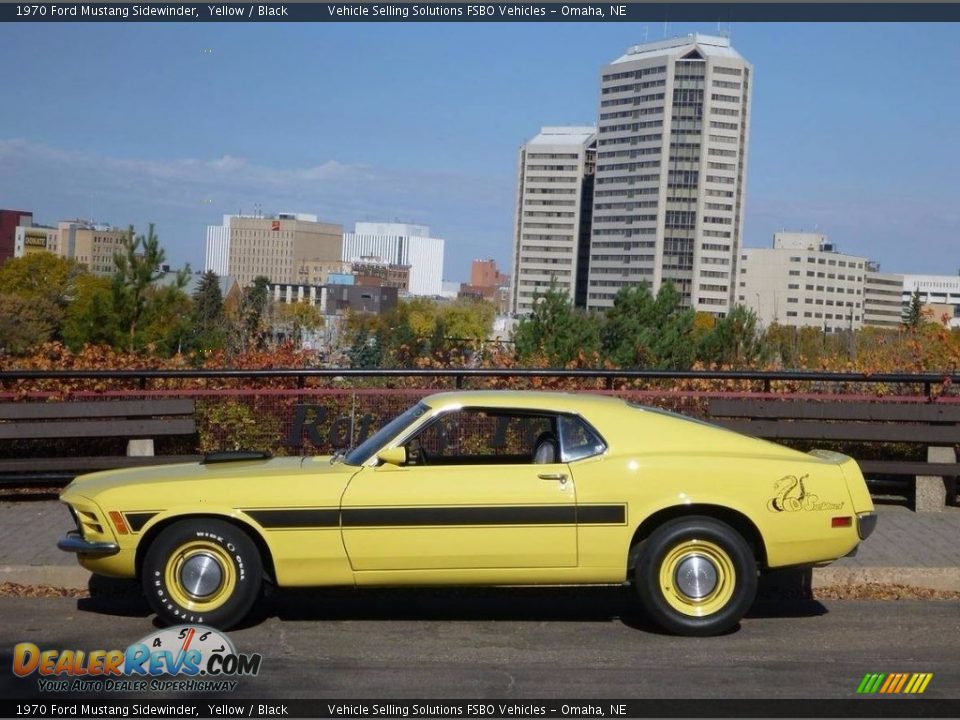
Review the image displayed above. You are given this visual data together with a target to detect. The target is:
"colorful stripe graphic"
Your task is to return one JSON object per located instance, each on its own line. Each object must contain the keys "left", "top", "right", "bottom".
{"left": 857, "top": 672, "right": 933, "bottom": 694}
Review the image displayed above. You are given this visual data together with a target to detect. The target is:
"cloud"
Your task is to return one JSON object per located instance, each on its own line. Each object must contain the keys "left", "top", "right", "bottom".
{"left": 0, "top": 139, "right": 515, "bottom": 279}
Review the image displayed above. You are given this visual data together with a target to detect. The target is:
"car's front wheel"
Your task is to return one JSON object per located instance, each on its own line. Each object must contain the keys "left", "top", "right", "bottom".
{"left": 635, "top": 516, "right": 757, "bottom": 636}
{"left": 141, "top": 519, "right": 262, "bottom": 629}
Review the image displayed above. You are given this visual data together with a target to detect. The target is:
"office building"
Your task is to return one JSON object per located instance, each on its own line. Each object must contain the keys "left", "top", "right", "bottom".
{"left": 1, "top": 209, "right": 33, "bottom": 263}
{"left": 510, "top": 127, "right": 597, "bottom": 314}
{"left": 342, "top": 222, "right": 444, "bottom": 296}
{"left": 14, "top": 225, "right": 59, "bottom": 257}
{"left": 351, "top": 257, "right": 411, "bottom": 292}
{"left": 902, "top": 274, "right": 960, "bottom": 328}
{"left": 13, "top": 217, "right": 128, "bottom": 276}
{"left": 739, "top": 233, "right": 869, "bottom": 332}
{"left": 58, "top": 221, "right": 130, "bottom": 276}
{"left": 863, "top": 265, "right": 905, "bottom": 329}
{"left": 587, "top": 34, "right": 752, "bottom": 314}
{"left": 205, "top": 213, "right": 343, "bottom": 287}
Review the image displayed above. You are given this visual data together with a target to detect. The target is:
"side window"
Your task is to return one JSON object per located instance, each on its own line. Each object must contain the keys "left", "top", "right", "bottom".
{"left": 404, "top": 409, "right": 556, "bottom": 466}
{"left": 558, "top": 415, "right": 607, "bottom": 462}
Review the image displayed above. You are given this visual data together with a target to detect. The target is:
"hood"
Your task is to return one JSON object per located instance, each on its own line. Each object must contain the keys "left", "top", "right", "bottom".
{"left": 61, "top": 455, "right": 353, "bottom": 500}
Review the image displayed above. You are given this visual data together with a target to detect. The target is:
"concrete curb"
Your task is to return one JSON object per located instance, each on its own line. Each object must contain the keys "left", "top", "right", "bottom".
{"left": 4, "top": 564, "right": 960, "bottom": 593}
{"left": 812, "top": 566, "right": 960, "bottom": 593}
{"left": 1, "top": 564, "right": 92, "bottom": 589}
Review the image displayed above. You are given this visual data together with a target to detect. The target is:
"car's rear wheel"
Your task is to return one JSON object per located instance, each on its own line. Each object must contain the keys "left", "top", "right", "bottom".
{"left": 142, "top": 519, "right": 262, "bottom": 629}
{"left": 635, "top": 516, "right": 756, "bottom": 636}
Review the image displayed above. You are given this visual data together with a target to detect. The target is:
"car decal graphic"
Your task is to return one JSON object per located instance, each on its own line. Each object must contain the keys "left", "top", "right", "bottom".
{"left": 123, "top": 511, "right": 158, "bottom": 532}
{"left": 766, "top": 474, "right": 845, "bottom": 513}
{"left": 244, "top": 509, "right": 340, "bottom": 528}
{"left": 242, "top": 504, "right": 627, "bottom": 528}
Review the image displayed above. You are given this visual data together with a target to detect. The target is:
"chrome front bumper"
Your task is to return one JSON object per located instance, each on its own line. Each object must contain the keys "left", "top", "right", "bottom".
{"left": 57, "top": 531, "right": 119, "bottom": 556}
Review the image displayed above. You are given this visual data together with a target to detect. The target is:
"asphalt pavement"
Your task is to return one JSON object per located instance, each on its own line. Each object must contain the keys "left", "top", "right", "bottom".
{"left": 1, "top": 593, "right": 958, "bottom": 699}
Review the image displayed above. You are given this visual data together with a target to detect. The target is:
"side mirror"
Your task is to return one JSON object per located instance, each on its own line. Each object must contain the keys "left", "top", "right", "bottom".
{"left": 376, "top": 447, "right": 407, "bottom": 466}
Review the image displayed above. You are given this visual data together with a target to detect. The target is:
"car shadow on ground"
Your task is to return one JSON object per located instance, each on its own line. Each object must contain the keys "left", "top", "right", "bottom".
{"left": 76, "top": 568, "right": 828, "bottom": 634}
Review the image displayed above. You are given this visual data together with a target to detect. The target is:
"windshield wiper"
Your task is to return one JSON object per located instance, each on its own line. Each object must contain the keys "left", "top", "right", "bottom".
{"left": 330, "top": 448, "right": 348, "bottom": 465}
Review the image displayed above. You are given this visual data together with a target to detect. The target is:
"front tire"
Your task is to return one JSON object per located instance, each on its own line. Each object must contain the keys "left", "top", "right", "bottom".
{"left": 142, "top": 519, "right": 262, "bottom": 629}
{"left": 635, "top": 516, "right": 757, "bottom": 636}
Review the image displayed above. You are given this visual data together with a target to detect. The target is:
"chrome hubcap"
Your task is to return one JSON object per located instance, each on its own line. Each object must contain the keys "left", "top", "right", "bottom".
{"left": 674, "top": 554, "right": 718, "bottom": 599}
{"left": 179, "top": 553, "right": 224, "bottom": 598}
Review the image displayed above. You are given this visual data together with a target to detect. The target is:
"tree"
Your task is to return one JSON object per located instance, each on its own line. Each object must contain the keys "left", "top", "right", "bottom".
{"left": 0, "top": 253, "right": 85, "bottom": 345}
{"left": 112, "top": 224, "right": 186, "bottom": 352}
{"left": 139, "top": 284, "right": 193, "bottom": 355}
{"left": 238, "top": 276, "right": 272, "bottom": 351}
{"left": 904, "top": 289, "right": 924, "bottom": 329}
{"left": 0, "top": 252, "right": 81, "bottom": 309}
{"left": 347, "top": 317, "right": 385, "bottom": 369}
{"left": 274, "top": 302, "right": 325, "bottom": 346}
{"left": 61, "top": 275, "right": 122, "bottom": 350}
{"left": 601, "top": 282, "right": 696, "bottom": 369}
{"left": 699, "top": 305, "right": 768, "bottom": 367}
{"left": 190, "top": 270, "right": 227, "bottom": 352}
{"left": 513, "top": 285, "right": 601, "bottom": 366}
{"left": 0, "top": 294, "right": 57, "bottom": 355}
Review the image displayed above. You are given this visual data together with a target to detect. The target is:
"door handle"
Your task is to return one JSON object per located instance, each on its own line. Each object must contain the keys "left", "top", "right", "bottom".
{"left": 538, "top": 473, "right": 568, "bottom": 484}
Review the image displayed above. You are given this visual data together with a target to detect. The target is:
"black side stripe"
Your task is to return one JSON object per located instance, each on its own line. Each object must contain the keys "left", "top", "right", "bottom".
{"left": 124, "top": 512, "right": 158, "bottom": 532}
{"left": 343, "top": 505, "right": 576, "bottom": 527}
{"left": 246, "top": 509, "right": 340, "bottom": 528}
{"left": 243, "top": 505, "right": 626, "bottom": 529}
{"left": 578, "top": 505, "right": 627, "bottom": 525}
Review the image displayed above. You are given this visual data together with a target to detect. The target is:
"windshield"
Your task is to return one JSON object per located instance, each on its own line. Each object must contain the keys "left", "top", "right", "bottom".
{"left": 342, "top": 402, "right": 428, "bottom": 466}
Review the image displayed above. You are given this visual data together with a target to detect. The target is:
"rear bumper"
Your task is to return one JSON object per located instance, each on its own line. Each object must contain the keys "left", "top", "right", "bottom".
{"left": 857, "top": 511, "right": 878, "bottom": 541}
{"left": 57, "top": 531, "right": 119, "bottom": 557}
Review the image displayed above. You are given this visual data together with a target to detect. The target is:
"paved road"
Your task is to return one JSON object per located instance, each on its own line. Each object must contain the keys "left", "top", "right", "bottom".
{"left": 1, "top": 588, "right": 958, "bottom": 700}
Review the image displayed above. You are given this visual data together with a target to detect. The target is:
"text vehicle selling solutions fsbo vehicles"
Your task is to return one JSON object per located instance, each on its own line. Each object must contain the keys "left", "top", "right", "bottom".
{"left": 58, "top": 391, "right": 877, "bottom": 636}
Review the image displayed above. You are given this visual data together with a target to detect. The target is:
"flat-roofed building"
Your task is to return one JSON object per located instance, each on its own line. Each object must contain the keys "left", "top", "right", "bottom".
{"left": 0, "top": 209, "right": 33, "bottom": 262}
{"left": 205, "top": 213, "right": 343, "bottom": 287}
{"left": 863, "top": 264, "right": 905, "bottom": 328}
{"left": 14, "top": 225, "right": 59, "bottom": 257}
{"left": 511, "top": 126, "right": 596, "bottom": 314}
{"left": 739, "top": 232, "right": 867, "bottom": 333}
{"left": 902, "top": 274, "right": 960, "bottom": 328}
{"left": 342, "top": 222, "right": 444, "bottom": 296}
{"left": 53, "top": 220, "right": 129, "bottom": 277}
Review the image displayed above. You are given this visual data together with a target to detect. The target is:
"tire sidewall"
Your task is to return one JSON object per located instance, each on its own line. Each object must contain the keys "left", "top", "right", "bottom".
{"left": 635, "top": 516, "right": 757, "bottom": 636}
{"left": 142, "top": 519, "right": 262, "bottom": 629}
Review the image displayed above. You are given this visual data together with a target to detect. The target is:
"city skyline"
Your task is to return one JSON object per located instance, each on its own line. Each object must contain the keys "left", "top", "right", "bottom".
{"left": 0, "top": 22, "right": 957, "bottom": 283}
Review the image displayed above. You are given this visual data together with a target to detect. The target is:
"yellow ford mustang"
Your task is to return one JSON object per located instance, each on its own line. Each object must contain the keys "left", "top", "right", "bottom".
{"left": 58, "top": 391, "right": 876, "bottom": 636}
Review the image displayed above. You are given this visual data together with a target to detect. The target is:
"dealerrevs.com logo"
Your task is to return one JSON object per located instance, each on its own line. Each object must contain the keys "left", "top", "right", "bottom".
{"left": 12, "top": 625, "right": 262, "bottom": 693}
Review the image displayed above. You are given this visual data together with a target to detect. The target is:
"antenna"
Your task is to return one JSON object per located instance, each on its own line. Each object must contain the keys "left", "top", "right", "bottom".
{"left": 641, "top": 25, "right": 648, "bottom": 42}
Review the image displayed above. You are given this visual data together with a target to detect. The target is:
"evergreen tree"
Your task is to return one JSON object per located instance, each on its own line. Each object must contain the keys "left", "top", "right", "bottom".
{"left": 699, "top": 305, "right": 768, "bottom": 367}
{"left": 112, "top": 224, "right": 186, "bottom": 352}
{"left": 904, "top": 289, "right": 924, "bottom": 329}
{"left": 601, "top": 282, "right": 696, "bottom": 369}
{"left": 512, "top": 285, "right": 601, "bottom": 365}
{"left": 191, "top": 270, "right": 226, "bottom": 351}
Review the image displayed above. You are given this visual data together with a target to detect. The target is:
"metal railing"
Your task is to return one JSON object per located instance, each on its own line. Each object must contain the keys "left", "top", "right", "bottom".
{"left": 1, "top": 368, "right": 960, "bottom": 395}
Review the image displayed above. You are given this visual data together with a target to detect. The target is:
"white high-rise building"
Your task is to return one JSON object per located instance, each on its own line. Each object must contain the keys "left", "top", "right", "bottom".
{"left": 510, "top": 126, "right": 596, "bottom": 314}
{"left": 587, "top": 34, "right": 753, "bottom": 314}
{"left": 342, "top": 222, "right": 444, "bottom": 296}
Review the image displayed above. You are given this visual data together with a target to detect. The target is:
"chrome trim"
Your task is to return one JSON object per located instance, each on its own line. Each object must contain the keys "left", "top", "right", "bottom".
{"left": 857, "top": 511, "right": 878, "bottom": 541}
{"left": 57, "top": 531, "right": 119, "bottom": 556}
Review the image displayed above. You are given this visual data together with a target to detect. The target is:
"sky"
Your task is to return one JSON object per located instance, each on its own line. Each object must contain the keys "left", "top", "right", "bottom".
{"left": 0, "top": 21, "right": 958, "bottom": 283}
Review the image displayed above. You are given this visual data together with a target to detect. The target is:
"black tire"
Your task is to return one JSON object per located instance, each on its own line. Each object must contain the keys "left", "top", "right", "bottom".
{"left": 634, "top": 516, "right": 757, "bottom": 636}
{"left": 141, "top": 518, "right": 262, "bottom": 629}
